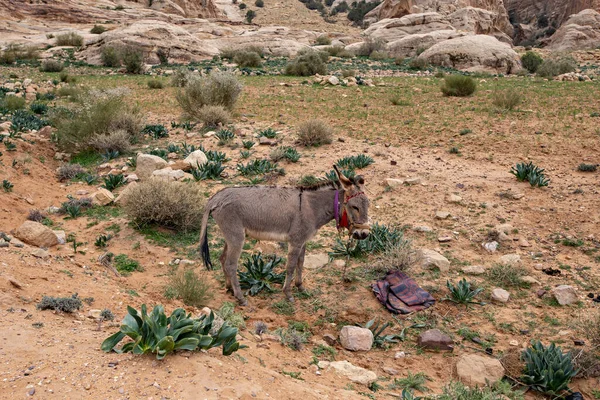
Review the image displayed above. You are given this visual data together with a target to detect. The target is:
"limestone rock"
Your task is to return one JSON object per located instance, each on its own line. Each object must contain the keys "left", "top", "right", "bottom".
{"left": 548, "top": 9, "right": 600, "bottom": 51}
{"left": 136, "top": 154, "right": 168, "bottom": 180}
{"left": 419, "top": 249, "right": 450, "bottom": 272}
{"left": 13, "top": 221, "right": 60, "bottom": 248}
{"left": 551, "top": 285, "right": 578, "bottom": 305}
{"left": 447, "top": 194, "right": 462, "bottom": 203}
{"left": 417, "top": 34, "right": 521, "bottom": 74}
{"left": 317, "top": 361, "right": 377, "bottom": 385}
{"left": 115, "top": 182, "right": 139, "bottom": 205}
{"left": 152, "top": 167, "right": 186, "bottom": 181}
{"left": 91, "top": 188, "right": 115, "bottom": 206}
{"left": 304, "top": 253, "right": 329, "bottom": 269}
{"left": 404, "top": 177, "right": 421, "bottom": 185}
{"left": 31, "top": 248, "right": 50, "bottom": 259}
{"left": 435, "top": 211, "right": 450, "bottom": 219}
{"left": 364, "top": 12, "right": 455, "bottom": 42}
{"left": 54, "top": 230, "right": 66, "bottom": 245}
{"left": 339, "top": 326, "right": 374, "bottom": 351}
{"left": 183, "top": 150, "right": 208, "bottom": 168}
{"left": 521, "top": 276, "right": 540, "bottom": 285}
{"left": 462, "top": 265, "right": 485, "bottom": 275}
{"left": 498, "top": 253, "right": 521, "bottom": 266}
{"left": 414, "top": 225, "right": 433, "bottom": 232}
{"left": 327, "top": 76, "right": 340, "bottom": 85}
{"left": 456, "top": 354, "right": 504, "bottom": 386}
{"left": 387, "top": 29, "right": 467, "bottom": 58}
{"left": 491, "top": 288, "right": 510, "bottom": 303}
{"left": 417, "top": 329, "right": 453, "bottom": 351}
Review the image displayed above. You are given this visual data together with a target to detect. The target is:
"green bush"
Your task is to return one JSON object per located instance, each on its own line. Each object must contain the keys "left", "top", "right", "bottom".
{"left": 123, "top": 179, "right": 205, "bottom": 231}
{"left": 315, "top": 35, "right": 332, "bottom": 45}
{"left": 101, "top": 305, "right": 242, "bottom": 359}
{"left": 441, "top": 75, "right": 477, "bottom": 97}
{"left": 55, "top": 32, "right": 84, "bottom": 47}
{"left": 40, "top": 59, "right": 64, "bottom": 72}
{"left": 90, "top": 25, "right": 107, "bottom": 34}
{"left": 578, "top": 163, "right": 597, "bottom": 172}
{"left": 237, "top": 159, "right": 281, "bottom": 176}
{"left": 11, "top": 109, "right": 50, "bottom": 132}
{"left": 101, "top": 46, "right": 120, "bottom": 67}
{"left": 176, "top": 71, "right": 243, "bottom": 120}
{"left": 30, "top": 102, "right": 48, "bottom": 115}
{"left": 284, "top": 51, "right": 327, "bottom": 76}
{"left": 0, "top": 44, "right": 39, "bottom": 62}
{"left": 239, "top": 2, "right": 247, "bottom": 9}
{"left": 113, "top": 253, "right": 142, "bottom": 275}
{"left": 522, "top": 341, "right": 577, "bottom": 396}
{"left": 142, "top": 124, "right": 169, "bottom": 139}
{"left": 370, "top": 50, "right": 388, "bottom": 60}
{"left": 102, "top": 173, "right": 126, "bottom": 191}
{"left": 122, "top": 46, "right": 144, "bottom": 74}
{"left": 510, "top": 161, "right": 549, "bottom": 187}
{"left": 347, "top": 0, "right": 381, "bottom": 26}
{"left": 238, "top": 253, "right": 285, "bottom": 296}
{"left": 536, "top": 57, "right": 576, "bottom": 78}
{"left": 245, "top": 9, "right": 257, "bottom": 23}
{"left": 164, "top": 268, "right": 214, "bottom": 307}
{"left": 409, "top": 57, "right": 429, "bottom": 70}
{"left": 147, "top": 79, "right": 164, "bottom": 89}
{"left": 191, "top": 160, "right": 225, "bottom": 180}
{"left": 2, "top": 95, "right": 26, "bottom": 111}
{"left": 521, "top": 51, "right": 543, "bottom": 73}
{"left": 297, "top": 119, "right": 332, "bottom": 146}
{"left": 233, "top": 51, "right": 262, "bottom": 67}
{"left": 197, "top": 105, "right": 231, "bottom": 128}
{"left": 0, "top": 49, "right": 16, "bottom": 65}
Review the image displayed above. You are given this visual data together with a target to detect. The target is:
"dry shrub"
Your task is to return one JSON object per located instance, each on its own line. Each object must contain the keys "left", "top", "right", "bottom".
{"left": 124, "top": 179, "right": 205, "bottom": 232}
{"left": 571, "top": 349, "right": 600, "bottom": 379}
{"left": 356, "top": 38, "right": 385, "bottom": 57}
{"left": 56, "top": 163, "right": 86, "bottom": 181}
{"left": 500, "top": 347, "right": 525, "bottom": 379}
{"left": 101, "top": 46, "right": 120, "bottom": 67}
{"left": 55, "top": 32, "right": 84, "bottom": 47}
{"left": 578, "top": 311, "right": 600, "bottom": 346}
{"left": 284, "top": 51, "right": 327, "bottom": 76}
{"left": 371, "top": 241, "right": 417, "bottom": 274}
{"left": 315, "top": 35, "right": 332, "bottom": 45}
{"left": 441, "top": 75, "right": 476, "bottom": 97}
{"left": 170, "top": 68, "right": 192, "bottom": 87}
{"left": 492, "top": 88, "right": 521, "bottom": 111}
{"left": 40, "top": 59, "right": 64, "bottom": 72}
{"left": 176, "top": 71, "right": 243, "bottom": 120}
{"left": 27, "top": 209, "right": 45, "bottom": 223}
{"left": 233, "top": 51, "right": 262, "bottom": 68}
{"left": 147, "top": 79, "right": 164, "bottom": 89}
{"left": 370, "top": 50, "right": 388, "bottom": 60}
{"left": 89, "top": 130, "right": 132, "bottom": 153}
{"left": 197, "top": 105, "right": 231, "bottom": 128}
{"left": 297, "top": 119, "right": 332, "bottom": 147}
{"left": 536, "top": 57, "right": 576, "bottom": 78}
{"left": 165, "top": 268, "right": 214, "bottom": 308}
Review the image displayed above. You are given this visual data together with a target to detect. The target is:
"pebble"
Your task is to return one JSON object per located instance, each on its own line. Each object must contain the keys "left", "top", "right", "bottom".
{"left": 483, "top": 241, "right": 498, "bottom": 252}
{"left": 394, "top": 351, "right": 406, "bottom": 359}
{"left": 509, "top": 340, "right": 519, "bottom": 346}
{"left": 435, "top": 211, "right": 450, "bottom": 219}
{"left": 438, "top": 236, "right": 452, "bottom": 242}
{"left": 413, "top": 225, "right": 433, "bottom": 233}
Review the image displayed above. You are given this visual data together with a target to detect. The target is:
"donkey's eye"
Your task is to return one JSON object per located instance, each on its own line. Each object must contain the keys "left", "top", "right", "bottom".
{"left": 352, "top": 206, "right": 359, "bottom": 211}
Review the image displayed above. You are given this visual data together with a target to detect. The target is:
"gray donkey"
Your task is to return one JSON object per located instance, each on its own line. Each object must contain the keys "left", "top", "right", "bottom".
{"left": 199, "top": 166, "right": 370, "bottom": 305}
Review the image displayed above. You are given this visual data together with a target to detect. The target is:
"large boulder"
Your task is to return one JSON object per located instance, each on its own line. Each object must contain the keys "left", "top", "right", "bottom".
{"left": 548, "top": 9, "right": 600, "bottom": 51}
{"left": 183, "top": 150, "right": 208, "bottom": 168}
{"left": 448, "top": 7, "right": 513, "bottom": 42}
{"left": 339, "top": 326, "right": 374, "bottom": 351}
{"left": 387, "top": 30, "right": 466, "bottom": 57}
{"left": 456, "top": 354, "right": 505, "bottom": 386}
{"left": 364, "top": 13, "right": 455, "bottom": 42}
{"left": 551, "top": 285, "right": 578, "bottom": 305}
{"left": 136, "top": 153, "right": 168, "bottom": 180}
{"left": 417, "top": 34, "right": 521, "bottom": 74}
{"left": 13, "top": 221, "right": 60, "bottom": 248}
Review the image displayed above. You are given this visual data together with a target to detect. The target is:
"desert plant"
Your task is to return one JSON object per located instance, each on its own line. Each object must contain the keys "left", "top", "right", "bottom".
{"left": 215, "top": 128, "right": 235, "bottom": 145}
{"left": 315, "top": 35, "right": 331, "bottom": 45}
{"left": 60, "top": 196, "right": 93, "bottom": 218}
{"left": 254, "top": 321, "right": 268, "bottom": 335}
{"left": 197, "top": 105, "right": 231, "bottom": 128}
{"left": 233, "top": 51, "right": 262, "bottom": 68}
{"left": 101, "top": 305, "right": 242, "bottom": 359}
{"left": 56, "top": 163, "right": 86, "bottom": 181}
{"left": 101, "top": 46, "right": 120, "bottom": 67}
{"left": 361, "top": 318, "right": 403, "bottom": 349}
{"left": 90, "top": 25, "right": 107, "bottom": 34}
{"left": 245, "top": 9, "right": 257, "bottom": 23}
{"left": 102, "top": 173, "right": 126, "bottom": 191}
{"left": 370, "top": 50, "right": 388, "bottom": 60}
{"left": 324, "top": 168, "right": 355, "bottom": 183}
{"left": 271, "top": 146, "right": 301, "bottom": 163}
{"left": 2, "top": 179, "right": 14, "bottom": 192}
{"left": 279, "top": 328, "right": 308, "bottom": 351}
{"left": 37, "top": 294, "right": 83, "bottom": 313}
{"left": 347, "top": 0, "right": 380, "bottom": 26}
{"left": 122, "top": 45, "right": 144, "bottom": 74}
{"left": 11, "top": 110, "right": 49, "bottom": 132}
{"left": 3, "top": 95, "right": 26, "bottom": 111}
{"left": 191, "top": 161, "right": 225, "bottom": 180}
{"left": 203, "top": 149, "right": 230, "bottom": 163}
{"left": 156, "top": 48, "right": 169, "bottom": 64}
{"left": 492, "top": 88, "right": 521, "bottom": 111}
{"left": 577, "top": 163, "right": 597, "bottom": 172}
{"left": 537, "top": 57, "right": 576, "bottom": 78}
{"left": 437, "top": 381, "right": 524, "bottom": 400}
{"left": 521, "top": 340, "right": 577, "bottom": 396}
{"left": 486, "top": 264, "right": 528, "bottom": 288}
{"left": 238, "top": 253, "right": 285, "bottom": 296}
{"left": 389, "top": 372, "right": 431, "bottom": 392}
{"left": 510, "top": 161, "right": 549, "bottom": 187}
{"left": 237, "top": 159, "right": 280, "bottom": 176}
{"left": 89, "top": 130, "right": 132, "bottom": 153}
{"left": 297, "top": 119, "right": 332, "bottom": 146}
{"left": 521, "top": 51, "right": 543, "bottom": 73}
{"left": 242, "top": 140, "right": 255, "bottom": 149}
{"left": 284, "top": 52, "right": 327, "bottom": 76}
{"left": 123, "top": 179, "right": 205, "bottom": 231}
{"left": 329, "top": 223, "right": 407, "bottom": 258}
{"left": 441, "top": 75, "right": 476, "bottom": 97}
{"left": 336, "top": 154, "right": 374, "bottom": 169}
{"left": 94, "top": 234, "right": 112, "bottom": 248}
{"left": 113, "top": 254, "right": 142, "bottom": 275}
{"left": 164, "top": 268, "right": 214, "bottom": 307}
{"left": 29, "top": 102, "right": 48, "bottom": 115}
{"left": 27, "top": 209, "right": 44, "bottom": 222}
{"left": 171, "top": 68, "right": 192, "bottom": 87}
{"left": 55, "top": 32, "right": 84, "bottom": 47}
{"left": 142, "top": 124, "right": 169, "bottom": 139}
{"left": 257, "top": 127, "right": 278, "bottom": 138}
{"left": 445, "top": 278, "right": 483, "bottom": 304}
{"left": 147, "top": 79, "right": 164, "bottom": 89}
{"left": 298, "top": 175, "right": 320, "bottom": 186}
{"left": 239, "top": 2, "right": 247, "bottom": 8}
{"left": 40, "top": 59, "right": 64, "bottom": 72}
{"left": 176, "top": 71, "right": 243, "bottom": 120}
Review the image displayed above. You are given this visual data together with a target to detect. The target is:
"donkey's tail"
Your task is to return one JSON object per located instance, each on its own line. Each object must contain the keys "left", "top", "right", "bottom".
{"left": 199, "top": 205, "right": 213, "bottom": 270}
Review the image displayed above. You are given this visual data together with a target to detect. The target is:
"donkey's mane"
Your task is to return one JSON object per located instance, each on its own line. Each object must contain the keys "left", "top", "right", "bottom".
{"left": 295, "top": 179, "right": 338, "bottom": 191}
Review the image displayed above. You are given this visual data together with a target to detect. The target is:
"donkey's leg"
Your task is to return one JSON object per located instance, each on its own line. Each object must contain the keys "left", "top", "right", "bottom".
{"left": 295, "top": 244, "right": 307, "bottom": 292}
{"left": 283, "top": 245, "right": 303, "bottom": 302}
{"left": 223, "top": 231, "right": 247, "bottom": 306}
{"left": 219, "top": 242, "right": 232, "bottom": 292}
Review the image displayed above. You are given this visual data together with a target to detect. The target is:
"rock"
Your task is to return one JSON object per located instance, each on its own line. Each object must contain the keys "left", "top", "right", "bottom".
{"left": 384, "top": 178, "right": 404, "bottom": 187}
{"left": 418, "top": 329, "right": 453, "bottom": 351}
{"left": 509, "top": 340, "right": 519, "bottom": 346}
{"left": 88, "top": 309, "right": 102, "bottom": 320}
{"left": 152, "top": 167, "right": 186, "bottom": 181}
{"left": 0, "top": 240, "right": 8, "bottom": 248}
{"left": 125, "top": 173, "right": 139, "bottom": 182}
{"left": 323, "top": 333, "right": 337, "bottom": 346}
{"left": 7, "top": 276, "right": 24, "bottom": 289}
{"left": 91, "top": 188, "right": 115, "bottom": 206}
{"left": 327, "top": 76, "right": 340, "bottom": 85}
{"left": 552, "top": 285, "right": 578, "bottom": 305}
{"left": 115, "top": 181, "right": 138, "bottom": 205}
{"left": 38, "top": 126, "right": 52, "bottom": 137}
{"left": 31, "top": 248, "right": 49, "bottom": 259}
{"left": 258, "top": 137, "right": 277, "bottom": 146}
{"left": 13, "top": 221, "right": 60, "bottom": 248}
{"left": 183, "top": 150, "right": 208, "bottom": 168}
{"left": 394, "top": 351, "right": 406, "bottom": 358}
{"left": 518, "top": 237, "right": 531, "bottom": 247}
{"left": 261, "top": 334, "right": 281, "bottom": 343}
{"left": 382, "top": 367, "right": 399, "bottom": 375}
{"left": 521, "top": 276, "right": 540, "bottom": 285}
{"left": 435, "top": 211, "right": 450, "bottom": 219}
{"left": 136, "top": 154, "right": 168, "bottom": 180}
{"left": 168, "top": 161, "right": 192, "bottom": 172}
{"left": 491, "top": 288, "right": 510, "bottom": 303}
{"left": 418, "top": 35, "right": 521, "bottom": 74}
{"left": 498, "top": 254, "right": 521, "bottom": 266}
{"left": 462, "top": 265, "right": 485, "bottom": 275}
{"left": 495, "top": 223, "right": 513, "bottom": 234}
{"left": 404, "top": 177, "right": 421, "bottom": 185}
{"left": 54, "top": 152, "right": 71, "bottom": 161}
{"left": 413, "top": 225, "right": 433, "bottom": 232}
{"left": 53, "top": 230, "right": 66, "bottom": 245}
{"left": 199, "top": 307, "right": 212, "bottom": 318}
{"left": 317, "top": 361, "right": 377, "bottom": 385}
{"left": 438, "top": 235, "right": 452, "bottom": 242}
{"left": 339, "top": 326, "right": 374, "bottom": 351}
{"left": 483, "top": 241, "right": 499, "bottom": 252}
{"left": 419, "top": 249, "right": 450, "bottom": 272}
{"left": 364, "top": 12, "right": 455, "bottom": 42}
{"left": 304, "top": 253, "right": 329, "bottom": 269}
{"left": 333, "top": 259, "right": 346, "bottom": 268}
{"left": 456, "top": 354, "right": 504, "bottom": 386}
{"left": 387, "top": 30, "right": 467, "bottom": 58}
{"left": 447, "top": 194, "right": 462, "bottom": 203}
{"left": 548, "top": 9, "right": 600, "bottom": 51}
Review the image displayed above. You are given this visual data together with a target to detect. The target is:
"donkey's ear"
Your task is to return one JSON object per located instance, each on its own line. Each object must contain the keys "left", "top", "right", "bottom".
{"left": 333, "top": 165, "right": 353, "bottom": 190}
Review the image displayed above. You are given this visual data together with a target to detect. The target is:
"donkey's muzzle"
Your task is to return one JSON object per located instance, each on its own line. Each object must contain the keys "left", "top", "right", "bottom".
{"left": 352, "top": 229, "right": 370, "bottom": 240}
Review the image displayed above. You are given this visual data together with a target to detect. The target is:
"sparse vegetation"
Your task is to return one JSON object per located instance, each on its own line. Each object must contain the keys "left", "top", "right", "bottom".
{"left": 90, "top": 25, "right": 107, "bottom": 34}
{"left": 536, "top": 57, "right": 576, "bottom": 78}
{"left": 486, "top": 264, "right": 528, "bottom": 288}
{"left": 233, "top": 51, "right": 262, "bottom": 68}
{"left": 389, "top": 372, "right": 431, "bottom": 392}
{"left": 40, "top": 59, "right": 64, "bottom": 72}
{"left": 2, "top": 179, "right": 14, "bottom": 192}
{"left": 164, "top": 268, "right": 213, "bottom": 307}
{"left": 101, "top": 46, "right": 121, "bottom": 67}
{"left": 238, "top": 253, "right": 285, "bottom": 296}
{"left": 284, "top": 51, "right": 327, "bottom": 76}
{"left": 147, "top": 79, "right": 164, "bottom": 89}
{"left": 510, "top": 161, "right": 549, "bottom": 187}
{"left": 578, "top": 163, "right": 597, "bottom": 172}
{"left": 37, "top": 294, "right": 82, "bottom": 313}
{"left": 521, "top": 51, "right": 543, "bottom": 73}
{"left": 445, "top": 278, "right": 483, "bottom": 304}
{"left": 297, "top": 119, "right": 332, "bottom": 147}
{"left": 55, "top": 32, "right": 84, "bottom": 47}
{"left": 191, "top": 161, "right": 225, "bottom": 180}
{"left": 315, "top": 35, "right": 331, "bottom": 45}
{"left": 102, "top": 173, "right": 126, "bottom": 191}
{"left": 492, "top": 88, "right": 521, "bottom": 111}
{"left": 441, "top": 75, "right": 477, "bottom": 97}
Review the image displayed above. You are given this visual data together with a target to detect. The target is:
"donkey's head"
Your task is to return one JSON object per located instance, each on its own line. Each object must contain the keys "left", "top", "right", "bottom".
{"left": 334, "top": 165, "right": 370, "bottom": 240}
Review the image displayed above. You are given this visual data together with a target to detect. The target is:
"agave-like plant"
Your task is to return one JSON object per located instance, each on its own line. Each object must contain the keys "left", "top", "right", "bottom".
{"left": 238, "top": 253, "right": 285, "bottom": 296}
{"left": 445, "top": 278, "right": 484, "bottom": 305}
{"left": 510, "top": 161, "right": 549, "bottom": 187}
{"left": 361, "top": 318, "right": 403, "bottom": 349}
{"left": 191, "top": 161, "right": 224, "bottom": 181}
{"left": 102, "top": 173, "right": 126, "bottom": 191}
{"left": 521, "top": 340, "right": 577, "bottom": 396}
{"left": 101, "top": 304, "right": 242, "bottom": 359}
{"left": 336, "top": 154, "right": 374, "bottom": 170}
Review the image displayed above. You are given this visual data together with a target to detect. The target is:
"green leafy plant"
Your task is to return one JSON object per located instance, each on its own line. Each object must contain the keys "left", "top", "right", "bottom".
{"left": 29, "top": 102, "right": 48, "bottom": 115}
{"left": 238, "top": 253, "right": 286, "bottom": 296}
{"left": 102, "top": 149, "right": 120, "bottom": 161}
{"left": 521, "top": 51, "right": 543, "bottom": 73}
{"left": 149, "top": 149, "right": 168, "bottom": 160}
{"left": 521, "top": 340, "right": 577, "bottom": 396}
{"left": 445, "top": 278, "right": 483, "bottom": 304}
{"left": 191, "top": 161, "right": 224, "bottom": 181}
{"left": 237, "top": 159, "right": 281, "bottom": 176}
{"left": 11, "top": 109, "right": 49, "bottom": 132}
{"left": 215, "top": 128, "right": 235, "bottom": 145}
{"left": 510, "top": 161, "right": 549, "bottom": 187}
{"left": 242, "top": 140, "right": 255, "bottom": 149}
{"left": 389, "top": 372, "right": 431, "bottom": 392}
{"left": 95, "top": 234, "right": 112, "bottom": 248}
{"left": 102, "top": 173, "right": 126, "bottom": 191}
{"left": 258, "top": 127, "right": 278, "bottom": 139}
{"left": 2, "top": 179, "right": 13, "bottom": 192}
{"left": 60, "top": 197, "right": 93, "bottom": 218}
{"left": 361, "top": 318, "right": 403, "bottom": 349}
{"left": 113, "top": 254, "right": 142, "bottom": 275}
{"left": 441, "top": 75, "right": 477, "bottom": 97}
{"left": 101, "top": 305, "right": 242, "bottom": 359}
{"left": 324, "top": 168, "right": 355, "bottom": 183}
{"left": 240, "top": 150, "right": 251, "bottom": 159}
{"left": 142, "top": 124, "right": 169, "bottom": 139}
{"left": 336, "top": 154, "right": 374, "bottom": 170}
{"left": 203, "top": 148, "right": 230, "bottom": 163}
{"left": 329, "top": 223, "right": 407, "bottom": 259}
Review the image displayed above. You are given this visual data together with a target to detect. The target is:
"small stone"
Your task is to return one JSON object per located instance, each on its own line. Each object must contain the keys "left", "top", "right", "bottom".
{"left": 382, "top": 367, "right": 399, "bottom": 375}
{"left": 258, "top": 137, "right": 277, "bottom": 146}
{"left": 456, "top": 354, "right": 504, "bottom": 386}
{"left": 551, "top": 285, "right": 578, "bottom": 305}
{"left": 323, "top": 333, "right": 337, "bottom": 346}
{"left": 419, "top": 249, "right": 450, "bottom": 272}
{"left": 76, "top": 190, "right": 88, "bottom": 196}
{"left": 498, "top": 254, "right": 521, "bottom": 266}
{"left": 435, "top": 211, "right": 450, "bottom": 219}
{"left": 518, "top": 238, "right": 531, "bottom": 247}
{"left": 413, "top": 225, "right": 433, "bottom": 233}
{"left": 261, "top": 334, "right": 281, "bottom": 343}
{"left": 495, "top": 224, "right": 513, "bottom": 234}
{"left": 339, "top": 326, "right": 373, "bottom": 351}
{"left": 491, "top": 288, "right": 510, "bottom": 303}
{"left": 536, "top": 289, "right": 546, "bottom": 298}
{"left": 327, "top": 76, "right": 340, "bottom": 85}
{"left": 447, "top": 194, "right": 462, "bottom": 203}
{"left": 304, "top": 253, "right": 329, "bottom": 269}
{"left": 417, "top": 329, "right": 453, "bottom": 351}
{"left": 317, "top": 361, "right": 377, "bottom": 385}
{"left": 183, "top": 150, "right": 208, "bottom": 168}
{"left": 333, "top": 259, "right": 346, "bottom": 268}
{"left": 521, "top": 276, "right": 540, "bottom": 285}
{"left": 7, "top": 276, "right": 24, "bottom": 289}
{"left": 53, "top": 230, "right": 66, "bottom": 245}
{"left": 125, "top": 174, "right": 139, "bottom": 182}
{"left": 28, "top": 388, "right": 35, "bottom": 396}
{"left": 438, "top": 236, "right": 452, "bottom": 242}
{"left": 394, "top": 351, "right": 406, "bottom": 359}
{"left": 483, "top": 241, "right": 499, "bottom": 252}
{"left": 88, "top": 309, "right": 102, "bottom": 320}
{"left": 404, "top": 177, "right": 421, "bottom": 185}
{"left": 534, "top": 264, "right": 544, "bottom": 271}
{"left": 30, "top": 248, "right": 49, "bottom": 259}
{"left": 573, "top": 339, "right": 585, "bottom": 346}
{"left": 0, "top": 240, "right": 8, "bottom": 248}
{"left": 91, "top": 188, "right": 115, "bottom": 206}
{"left": 461, "top": 265, "right": 485, "bottom": 275}
{"left": 84, "top": 383, "right": 91, "bottom": 390}
{"left": 509, "top": 340, "right": 519, "bottom": 346}
{"left": 384, "top": 178, "right": 403, "bottom": 187}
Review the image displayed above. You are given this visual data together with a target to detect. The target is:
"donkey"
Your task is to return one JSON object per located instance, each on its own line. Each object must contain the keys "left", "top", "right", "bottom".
{"left": 199, "top": 166, "right": 370, "bottom": 305}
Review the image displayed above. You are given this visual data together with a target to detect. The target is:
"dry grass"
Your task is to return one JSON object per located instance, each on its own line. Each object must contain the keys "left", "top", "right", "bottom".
{"left": 55, "top": 32, "right": 84, "bottom": 47}
{"left": 176, "top": 71, "right": 243, "bottom": 120}
{"left": 197, "top": 105, "right": 231, "bottom": 128}
{"left": 89, "top": 130, "right": 132, "bottom": 153}
{"left": 492, "top": 88, "right": 522, "bottom": 111}
{"left": 164, "top": 268, "right": 214, "bottom": 308}
{"left": 297, "top": 119, "right": 332, "bottom": 147}
{"left": 124, "top": 179, "right": 205, "bottom": 232}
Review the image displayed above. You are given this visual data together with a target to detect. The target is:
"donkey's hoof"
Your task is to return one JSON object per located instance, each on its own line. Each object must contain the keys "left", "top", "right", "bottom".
{"left": 238, "top": 298, "right": 248, "bottom": 306}
{"left": 286, "top": 295, "right": 295, "bottom": 303}
{"left": 296, "top": 285, "right": 307, "bottom": 293}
